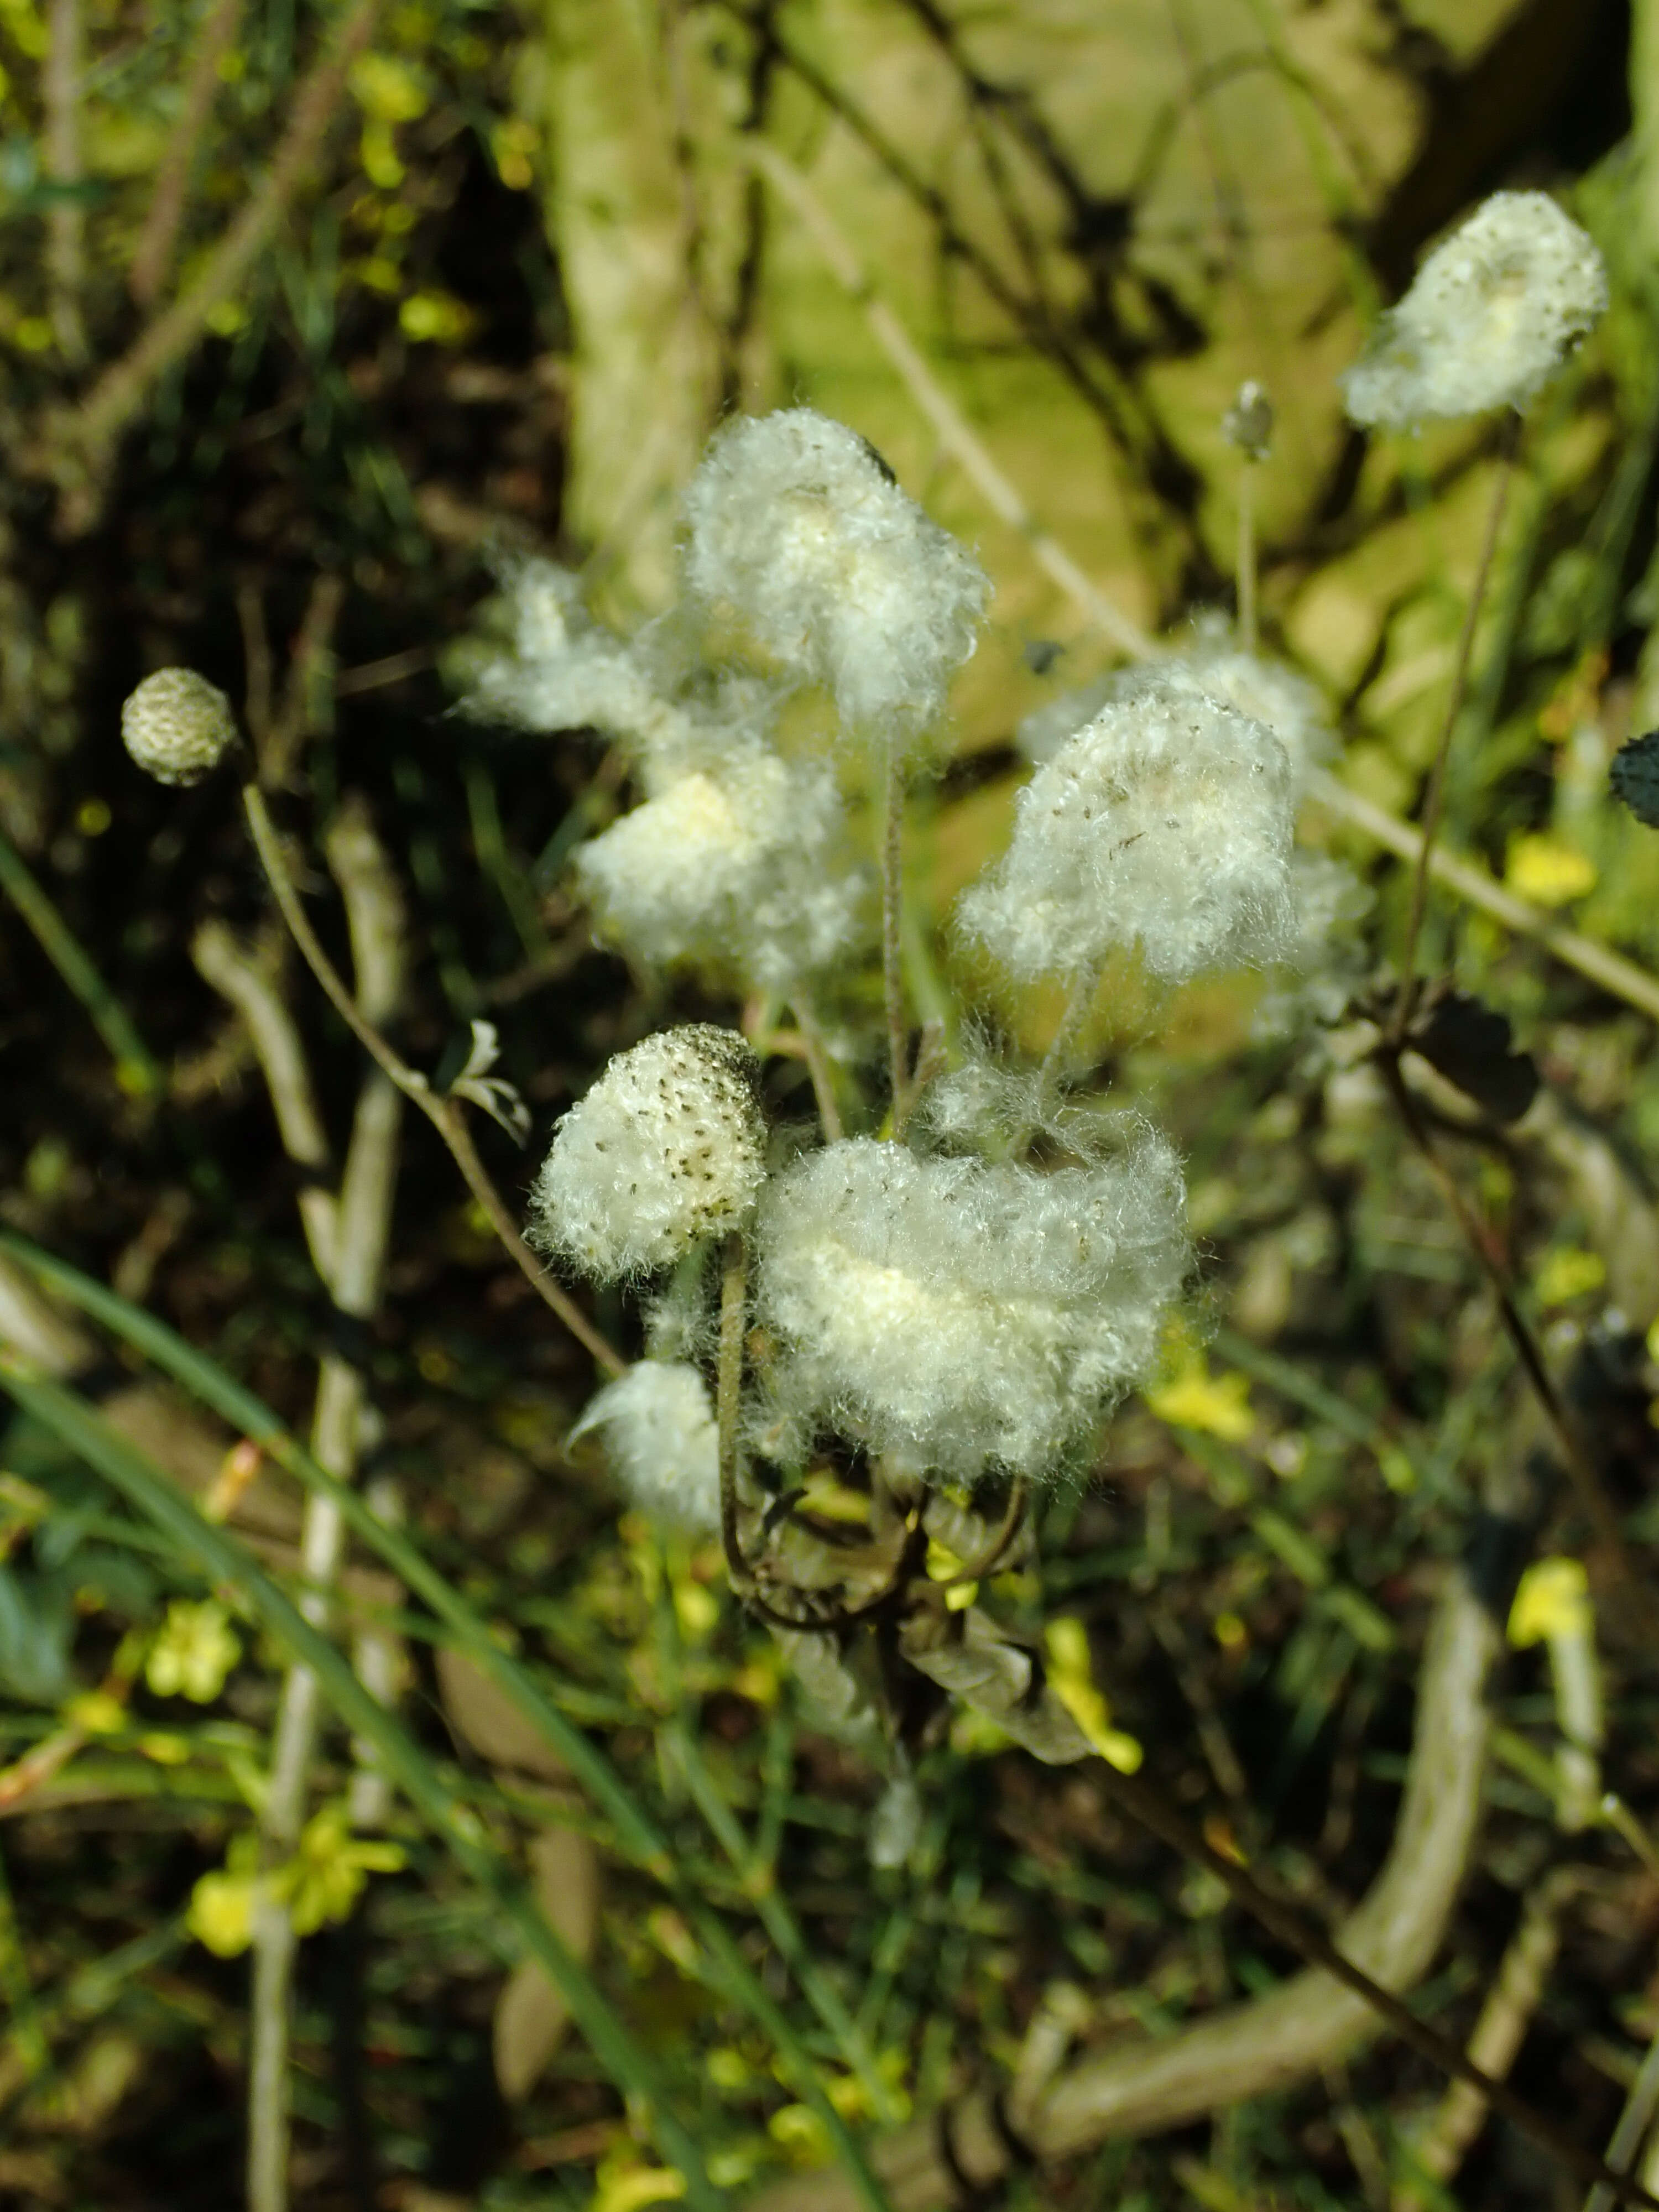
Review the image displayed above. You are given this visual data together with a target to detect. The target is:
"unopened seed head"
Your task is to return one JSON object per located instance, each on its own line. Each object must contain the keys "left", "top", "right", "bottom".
{"left": 682, "top": 407, "right": 990, "bottom": 734}
{"left": 122, "top": 668, "right": 238, "bottom": 786}
{"left": 1343, "top": 191, "right": 1608, "bottom": 429}
{"left": 530, "top": 1025, "right": 766, "bottom": 1280}
{"left": 571, "top": 1361, "right": 721, "bottom": 1534}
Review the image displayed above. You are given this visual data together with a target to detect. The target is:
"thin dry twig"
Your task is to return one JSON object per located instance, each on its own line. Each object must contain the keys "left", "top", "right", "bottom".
{"left": 48, "top": 0, "right": 383, "bottom": 486}
{"left": 1394, "top": 1867, "right": 1581, "bottom": 2210}
{"left": 748, "top": 140, "right": 1157, "bottom": 660}
{"left": 44, "top": 0, "right": 87, "bottom": 364}
{"left": 240, "top": 783, "right": 625, "bottom": 1378}
{"left": 1306, "top": 769, "right": 1659, "bottom": 1027}
{"left": 191, "top": 920, "right": 338, "bottom": 1276}
{"left": 248, "top": 800, "right": 409, "bottom": 2212}
{"left": 129, "top": 0, "right": 246, "bottom": 307}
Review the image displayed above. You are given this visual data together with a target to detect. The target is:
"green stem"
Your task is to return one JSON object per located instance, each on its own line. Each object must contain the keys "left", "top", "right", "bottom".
{"left": 881, "top": 737, "right": 907, "bottom": 1126}
{"left": 1391, "top": 420, "right": 1519, "bottom": 1039}
{"left": 717, "top": 1229, "right": 750, "bottom": 1585}
{"left": 1237, "top": 458, "right": 1258, "bottom": 654}
{"left": 670, "top": 1721, "right": 901, "bottom": 2124}
{"left": 0, "top": 827, "right": 161, "bottom": 1097}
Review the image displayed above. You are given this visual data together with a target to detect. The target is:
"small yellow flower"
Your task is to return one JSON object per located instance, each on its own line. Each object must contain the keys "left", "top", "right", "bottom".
{"left": 399, "top": 291, "right": 474, "bottom": 345}
{"left": 1146, "top": 1357, "right": 1254, "bottom": 1443}
{"left": 188, "top": 1869, "right": 257, "bottom": 1958}
{"left": 64, "top": 1689, "right": 125, "bottom": 1736}
{"left": 1509, "top": 1556, "right": 1592, "bottom": 1648}
{"left": 1505, "top": 833, "right": 1596, "bottom": 909}
{"left": 286, "top": 1805, "right": 405, "bottom": 1936}
{"left": 1044, "top": 1619, "right": 1142, "bottom": 1772}
{"left": 348, "top": 53, "right": 429, "bottom": 123}
{"left": 1533, "top": 1246, "right": 1606, "bottom": 1308}
{"left": 593, "top": 2159, "right": 688, "bottom": 2212}
{"left": 145, "top": 1600, "right": 241, "bottom": 1703}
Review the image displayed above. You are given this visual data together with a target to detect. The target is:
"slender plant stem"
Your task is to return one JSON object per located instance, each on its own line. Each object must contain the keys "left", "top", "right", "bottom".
{"left": 790, "top": 996, "right": 844, "bottom": 1141}
{"left": 44, "top": 0, "right": 87, "bottom": 364}
{"left": 717, "top": 1230, "right": 749, "bottom": 1585}
{"left": 0, "top": 826, "right": 161, "bottom": 1097}
{"left": 1585, "top": 2018, "right": 1659, "bottom": 2212}
{"left": 1035, "top": 966, "right": 1096, "bottom": 1118}
{"left": 241, "top": 784, "right": 624, "bottom": 1378}
{"left": 1391, "top": 422, "right": 1520, "bottom": 1039}
{"left": 56, "top": 0, "right": 383, "bottom": 470}
{"left": 1307, "top": 769, "right": 1659, "bottom": 1028}
{"left": 1378, "top": 1056, "right": 1645, "bottom": 1631}
{"left": 1237, "top": 459, "right": 1258, "bottom": 653}
{"left": 669, "top": 1723, "right": 901, "bottom": 2124}
{"left": 129, "top": 0, "right": 245, "bottom": 305}
{"left": 881, "top": 737, "right": 907, "bottom": 1126}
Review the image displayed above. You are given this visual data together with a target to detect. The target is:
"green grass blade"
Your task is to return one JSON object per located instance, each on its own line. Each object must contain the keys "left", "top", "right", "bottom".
{"left": 0, "top": 1349, "right": 725, "bottom": 2212}
{"left": 0, "top": 1233, "right": 898, "bottom": 2212}
{"left": 1, "top": 1230, "right": 666, "bottom": 1874}
{"left": 0, "top": 829, "right": 163, "bottom": 1098}
{"left": 670, "top": 1721, "right": 901, "bottom": 2123}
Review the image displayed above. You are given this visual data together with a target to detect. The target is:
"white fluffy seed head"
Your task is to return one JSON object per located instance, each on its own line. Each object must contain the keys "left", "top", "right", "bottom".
{"left": 958, "top": 681, "right": 1297, "bottom": 988}
{"left": 1343, "top": 191, "right": 1608, "bottom": 429}
{"left": 121, "top": 668, "right": 237, "bottom": 786}
{"left": 755, "top": 1134, "right": 1188, "bottom": 1482}
{"left": 571, "top": 1361, "right": 721, "bottom": 1534}
{"left": 462, "top": 556, "right": 692, "bottom": 763}
{"left": 682, "top": 408, "right": 990, "bottom": 734}
{"left": 1023, "top": 637, "right": 1333, "bottom": 798}
{"left": 572, "top": 744, "right": 871, "bottom": 992}
{"left": 530, "top": 1026, "right": 766, "bottom": 1280}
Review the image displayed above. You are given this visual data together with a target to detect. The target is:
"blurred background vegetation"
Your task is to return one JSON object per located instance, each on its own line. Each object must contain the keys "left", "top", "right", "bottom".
{"left": 6, "top": 1, "right": 1659, "bottom": 2208}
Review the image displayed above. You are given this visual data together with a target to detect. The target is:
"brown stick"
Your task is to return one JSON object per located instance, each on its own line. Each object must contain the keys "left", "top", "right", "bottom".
{"left": 56, "top": 0, "right": 383, "bottom": 467}
{"left": 129, "top": 0, "right": 246, "bottom": 307}
{"left": 44, "top": 0, "right": 87, "bottom": 364}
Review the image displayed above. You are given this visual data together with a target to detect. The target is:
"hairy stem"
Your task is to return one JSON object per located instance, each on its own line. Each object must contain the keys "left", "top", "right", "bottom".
{"left": 790, "top": 997, "right": 845, "bottom": 1142}
{"left": 1391, "top": 421, "right": 1519, "bottom": 1039}
{"left": 1035, "top": 966, "right": 1096, "bottom": 1120}
{"left": 883, "top": 737, "right": 908, "bottom": 1128}
{"left": 1378, "top": 1055, "right": 1645, "bottom": 1633}
{"left": 717, "top": 1230, "right": 749, "bottom": 1585}
{"left": 1236, "top": 459, "right": 1258, "bottom": 654}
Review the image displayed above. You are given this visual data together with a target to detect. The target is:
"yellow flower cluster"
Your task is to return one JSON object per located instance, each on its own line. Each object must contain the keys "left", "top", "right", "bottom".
{"left": 188, "top": 1805, "right": 405, "bottom": 1958}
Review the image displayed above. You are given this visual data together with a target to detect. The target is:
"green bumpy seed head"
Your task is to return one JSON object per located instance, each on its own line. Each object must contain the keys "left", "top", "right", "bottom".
{"left": 121, "top": 667, "right": 238, "bottom": 787}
